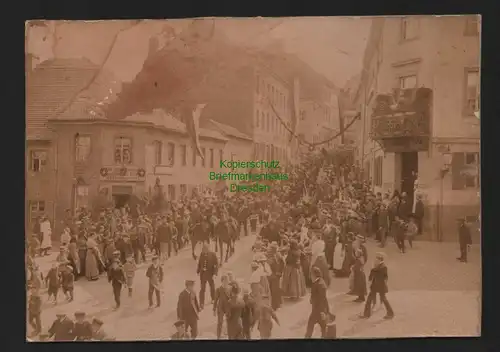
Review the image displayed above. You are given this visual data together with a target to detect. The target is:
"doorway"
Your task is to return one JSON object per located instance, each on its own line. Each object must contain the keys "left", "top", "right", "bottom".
{"left": 400, "top": 152, "right": 418, "bottom": 209}
{"left": 113, "top": 194, "right": 130, "bottom": 209}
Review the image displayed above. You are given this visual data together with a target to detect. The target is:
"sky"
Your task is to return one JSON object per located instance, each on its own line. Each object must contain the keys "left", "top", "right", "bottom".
{"left": 26, "top": 17, "right": 372, "bottom": 88}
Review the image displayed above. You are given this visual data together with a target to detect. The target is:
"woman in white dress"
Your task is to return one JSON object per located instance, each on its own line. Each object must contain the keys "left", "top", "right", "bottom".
{"left": 39, "top": 216, "right": 52, "bottom": 256}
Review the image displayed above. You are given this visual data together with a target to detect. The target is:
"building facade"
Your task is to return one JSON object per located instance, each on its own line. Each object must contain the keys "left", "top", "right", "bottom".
{"left": 26, "top": 58, "right": 102, "bottom": 234}
{"left": 48, "top": 110, "right": 229, "bottom": 236}
{"left": 353, "top": 16, "right": 480, "bottom": 241}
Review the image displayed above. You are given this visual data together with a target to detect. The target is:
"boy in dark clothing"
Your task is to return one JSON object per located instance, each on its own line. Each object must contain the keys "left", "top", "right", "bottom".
{"left": 73, "top": 311, "right": 93, "bottom": 341}
{"left": 391, "top": 216, "right": 406, "bottom": 254}
{"left": 45, "top": 263, "right": 61, "bottom": 304}
{"left": 360, "top": 252, "right": 394, "bottom": 319}
{"left": 107, "top": 259, "right": 126, "bottom": 309}
{"left": 60, "top": 263, "right": 75, "bottom": 302}
{"left": 28, "top": 287, "right": 42, "bottom": 336}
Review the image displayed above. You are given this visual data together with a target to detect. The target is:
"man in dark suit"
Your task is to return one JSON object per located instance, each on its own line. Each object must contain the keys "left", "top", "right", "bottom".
{"left": 197, "top": 243, "right": 218, "bottom": 309}
{"left": 237, "top": 203, "right": 251, "bottom": 237}
{"left": 213, "top": 274, "right": 231, "bottom": 339}
{"left": 177, "top": 280, "right": 200, "bottom": 339}
{"left": 457, "top": 218, "right": 472, "bottom": 263}
{"left": 360, "top": 252, "right": 394, "bottom": 319}
{"left": 305, "top": 266, "right": 331, "bottom": 338}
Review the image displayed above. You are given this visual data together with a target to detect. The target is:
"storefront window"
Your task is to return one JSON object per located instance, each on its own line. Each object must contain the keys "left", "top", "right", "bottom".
{"left": 75, "top": 185, "right": 89, "bottom": 211}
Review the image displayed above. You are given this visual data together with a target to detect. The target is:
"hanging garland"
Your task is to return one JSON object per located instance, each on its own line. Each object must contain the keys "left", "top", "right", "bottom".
{"left": 99, "top": 168, "right": 109, "bottom": 177}
{"left": 267, "top": 98, "right": 361, "bottom": 148}
{"left": 137, "top": 168, "right": 146, "bottom": 177}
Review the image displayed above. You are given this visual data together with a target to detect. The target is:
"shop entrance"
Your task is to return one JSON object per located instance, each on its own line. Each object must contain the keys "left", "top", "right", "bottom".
{"left": 400, "top": 152, "right": 418, "bottom": 209}
{"left": 112, "top": 185, "right": 133, "bottom": 209}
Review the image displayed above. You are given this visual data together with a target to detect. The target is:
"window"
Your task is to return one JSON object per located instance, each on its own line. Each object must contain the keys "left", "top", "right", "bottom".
{"left": 180, "top": 144, "right": 187, "bottom": 166}
{"left": 74, "top": 185, "right": 89, "bottom": 210}
{"left": 209, "top": 148, "right": 214, "bottom": 168}
{"left": 164, "top": 142, "right": 174, "bottom": 166}
{"left": 464, "top": 69, "right": 479, "bottom": 113}
{"left": 374, "top": 156, "right": 383, "bottom": 186}
{"left": 364, "top": 161, "right": 371, "bottom": 181}
{"left": 114, "top": 137, "right": 132, "bottom": 164}
{"left": 464, "top": 17, "right": 479, "bottom": 36}
{"left": 153, "top": 141, "right": 162, "bottom": 166}
{"left": 219, "top": 149, "right": 224, "bottom": 164}
{"left": 28, "top": 200, "right": 45, "bottom": 224}
{"left": 451, "top": 152, "right": 480, "bottom": 190}
{"left": 75, "top": 135, "right": 91, "bottom": 162}
{"left": 180, "top": 184, "right": 187, "bottom": 197}
{"left": 29, "top": 150, "right": 47, "bottom": 172}
{"left": 256, "top": 110, "right": 260, "bottom": 128}
{"left": 167, "top": 184, "right": 176, "bottom": 200}
{"left": 201, "top": 147, "right": 206, "bottom": 167}
{"left": 399, "top": 75, "right": 417, "bottom": 89}
{"left": 192, "top": 146, "right": 197, "bottom": 166}
{"left": 261, "top": 112, "right": 265, "bottom": 130}
{"left": 266, "top": 113, "right": 270, "bottom": 132}
{"left": 401, "top": 17, "right": 419, "bottom": 41}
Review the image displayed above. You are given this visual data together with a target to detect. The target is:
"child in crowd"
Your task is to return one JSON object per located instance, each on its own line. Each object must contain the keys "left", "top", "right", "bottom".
{"left": 123, "top": 256, "right": 137, "bottom": 297}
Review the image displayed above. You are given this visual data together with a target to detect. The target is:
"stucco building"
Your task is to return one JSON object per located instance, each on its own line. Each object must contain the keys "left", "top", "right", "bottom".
{"left": 353, "top": 16, "right": 480, "bottom": 241}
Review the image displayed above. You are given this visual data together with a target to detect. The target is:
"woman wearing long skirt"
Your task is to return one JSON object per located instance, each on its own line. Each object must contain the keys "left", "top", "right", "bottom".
{"left": 310, "top": 239, "right": 330, "bottom": 288}
{"left": 77, "top": 235, "right": 87, "bottom": 278}
{"left": 252, "top": 253, "right": 271, "bottom": 299}
{"left": 39, "top": 216, "right": 52, "bottom": 256}
{"left": 85, "top": 234, "right": 102, "bottom": 281}
{"left": 332, "top": 235, "right": 346, "bottom": 277}
{"left": 350, "top": 235, "right": 368, "bottom": 302}
{"left": 281, "top": 240, "right": 307, "bottom": 300}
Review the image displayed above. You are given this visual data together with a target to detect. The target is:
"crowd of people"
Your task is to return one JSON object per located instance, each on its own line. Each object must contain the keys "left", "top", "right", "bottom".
{"left": 26, "top": 150, "right": 440, "bottom": 340}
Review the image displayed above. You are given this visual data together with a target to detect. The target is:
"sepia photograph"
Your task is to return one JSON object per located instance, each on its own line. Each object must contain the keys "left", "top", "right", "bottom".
{"left": 25, "top": 15, "right": 481, "bottom": 341}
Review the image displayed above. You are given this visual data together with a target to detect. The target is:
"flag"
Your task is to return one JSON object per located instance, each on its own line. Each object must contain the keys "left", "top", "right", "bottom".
{"left": 183, "top": 103, "right": 206, "bottom": 159}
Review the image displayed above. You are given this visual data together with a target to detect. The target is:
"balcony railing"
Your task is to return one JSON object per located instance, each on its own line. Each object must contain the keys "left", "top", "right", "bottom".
{"left": 371, "top": 112, "right": 430, "bottom": 140}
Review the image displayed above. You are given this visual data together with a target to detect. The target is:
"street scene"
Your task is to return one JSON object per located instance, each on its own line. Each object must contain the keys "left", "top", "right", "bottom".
{"left": 25, "top": 16, "right": 481, "bottom": 341}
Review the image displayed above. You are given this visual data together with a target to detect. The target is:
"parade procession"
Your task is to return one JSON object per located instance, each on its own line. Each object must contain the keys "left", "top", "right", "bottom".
{"left": 25, "top": 16, "right": 481, "bottom": 341}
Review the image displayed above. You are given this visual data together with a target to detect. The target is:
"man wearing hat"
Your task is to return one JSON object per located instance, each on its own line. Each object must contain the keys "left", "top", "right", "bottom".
{"left": 60, "top": 261, "right": 75, "bottom": 302}
{"left": 48, "top": 311, "right": 74, "bottom": 341}
{"left": 107, "top": 259, "right": 126, "bottom": 309}
{"left": 170, "top": 320, "right": 191, "bottom": 340}
{"left": 146, "top": 255, "right": 164, "bottom": 308}
{"left": 457, "top": 217, "right": 472, "bottom": 263}
{"left": 266, "top": 242, "right": 284, "bottom": 310}
{"left": 176, "top": 279, "right": 200, "bottom": 338}
{"left": 73, "top": 311, "right": 93, "bottom": 341}
{"left": 197, "top": 243, "right": 218, "bottom": 309}
{"left": 305, "top": 266, "right": 330, "bottom": 338}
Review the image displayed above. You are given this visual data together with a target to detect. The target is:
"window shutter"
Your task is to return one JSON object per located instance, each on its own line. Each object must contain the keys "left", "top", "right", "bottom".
{"left": 451, "top": 152, "right": 465, "bottom": 190}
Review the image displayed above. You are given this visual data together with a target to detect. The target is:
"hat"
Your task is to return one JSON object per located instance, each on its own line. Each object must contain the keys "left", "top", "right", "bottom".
{"left": 185, "top": 279, "right": 195, "bottom": 286}
{"left": 152, "top": 255, "right": 159, "bottom": 260}
{"left": 55, "top": 310, "right": 66, "bottom": 317}
{"left": 375, "top": 252, "right": 386, "bottom": 260}
{"left": 74, "top": 311, "right": 86, "bottom": 317}
{"left": 92, "top": 318, "right": 103, "bottom": 326}
{"left": 174, "top": 320, "right": 185, "bottom": 327}
{"left": 253, "top": 253, "right": 267, "bottom": 262}
{"left": 250, "top": 261, "right": 259, "bottom": 269}
{"left": 356, "top": 234, "right": 366, "bottom": 241}
{"left": 113, "top": 250, "right": 120, "bottom": 256}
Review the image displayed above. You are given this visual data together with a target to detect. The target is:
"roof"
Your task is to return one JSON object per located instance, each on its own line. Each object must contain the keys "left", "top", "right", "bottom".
{"left": 207, "top": 119, "right": 252, "bottom": 141}
{"left": 52, "top": 107, "right": 227, "bottom": 142}
{"left": 26, "top": 58, "right": 100, "bottom": 140}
